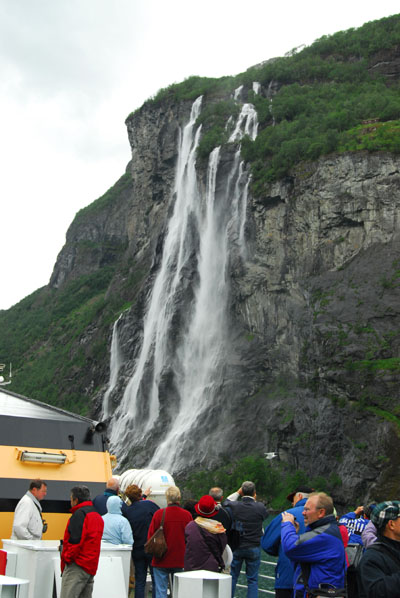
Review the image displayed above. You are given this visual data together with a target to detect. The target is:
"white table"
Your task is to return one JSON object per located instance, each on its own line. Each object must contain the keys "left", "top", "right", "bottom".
{"left": 2, "top": 540, "right": 132, "bottom": 598}
{"left": 174, "top": 570, "right": 231, "bottom": 598}
{"left": 0, "top": 574, "right": 29, "bottom": 598}
{"left": 2, "top": 540, "right": 59, "bottom": 598}
{"left": 53, "top": 556, "right": 126, "bottom": 598}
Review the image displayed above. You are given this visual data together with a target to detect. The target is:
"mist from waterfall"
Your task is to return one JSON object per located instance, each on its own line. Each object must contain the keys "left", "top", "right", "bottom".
{"left": 109, "top": 89, "right": 259, "bottom": 470}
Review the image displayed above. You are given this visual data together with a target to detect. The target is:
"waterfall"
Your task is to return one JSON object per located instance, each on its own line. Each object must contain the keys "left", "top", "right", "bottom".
{"left": 102, "top": 315, "right": 123, "bottom": 419}
{"left": 267, "top": 80, "right": 276, "bottom": 126}
{"left": 252, "top": 81, "right": 261, "bottom": 95}
{"left": 149, "top": 146, "right": 227, "bottom": 469}
{"left": 233, "top": 85, "right": 243, "bottom": 101}
{"left": 149, "top": 139, "right": 251, "bottom": 471}
{"left": 228, "top": 97, "right": 259, "bottom": 257}
{"left": 229, "top": 103, "right": 258, "bottom": 142}
{"left": 109, "top": 96, "right": 203, "bottom": 455}
{"left": 230, "top": 158, "right": 250, "bottom": 258}
{"left": 109, "top": 93, "right": 259, "bottom": 471}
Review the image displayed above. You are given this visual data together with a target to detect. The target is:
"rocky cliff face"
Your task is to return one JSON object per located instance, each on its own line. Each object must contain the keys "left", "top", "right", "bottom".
{"left": 50, "top": 98, "right": 193, "bottom": 290}
{"left": 45, "top": 73, "right": 400, "bottom": 507}
{"left": 238, "top": 152, "right": 400, "bottom": 503}
{"left": 368, "top": 43, "right": 400, "bottom": 82}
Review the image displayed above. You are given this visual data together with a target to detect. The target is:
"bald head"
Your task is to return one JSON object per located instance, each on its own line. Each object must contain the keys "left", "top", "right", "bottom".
{"left": 106, "top": 478, "right": 119, "bottom": 492}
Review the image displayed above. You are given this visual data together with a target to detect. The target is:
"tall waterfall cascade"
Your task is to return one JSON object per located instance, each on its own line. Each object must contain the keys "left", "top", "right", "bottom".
{"left": 108, "top": 89, "right": 259, "bottom": 471}
{"left": 102, "top": 315, "right": 123, "bottom": 419}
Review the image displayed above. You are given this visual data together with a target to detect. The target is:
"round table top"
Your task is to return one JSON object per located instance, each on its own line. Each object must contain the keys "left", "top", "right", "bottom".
{"left": 0, "top": 574, "right": 30, "bottom": 586}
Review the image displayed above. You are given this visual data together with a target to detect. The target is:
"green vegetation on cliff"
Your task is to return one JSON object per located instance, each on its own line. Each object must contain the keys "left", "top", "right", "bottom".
{"left": 0, "top": 268, "right": 114, "bottom": 413}
{"left": 182, "top": 455, "right": 342, "bottom": 509}
{"left": 144, "top": 13, "right": 400, "bottom": 109}
{"left": 242, "top": 13, "right": 400, "bottom": 190}
{"left": 0, "top": 264, "right": 140, "bottom": 414}
{"left": 2, "top": 14, "right": 400, "bottom": 433}
{"left": 139, "top": 13, "right": 400, "bottom": 192}
{"left": 75, "top": 171, "right": 133, "bottom": 221}
{"left": 196, "top": 99, "right": 240, "bottom": 160}
{"left": 242, "top": 80, "right": 400, "bottom": 192}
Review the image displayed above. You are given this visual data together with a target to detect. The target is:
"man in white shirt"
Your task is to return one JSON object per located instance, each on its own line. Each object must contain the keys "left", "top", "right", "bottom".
{"left": 12, "top": 479, "right": 47, "bottom": 540}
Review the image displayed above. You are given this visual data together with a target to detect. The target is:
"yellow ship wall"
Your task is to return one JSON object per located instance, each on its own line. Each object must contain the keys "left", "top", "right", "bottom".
{"left": 0, "top": 408, "right": 115, "bottom": 548}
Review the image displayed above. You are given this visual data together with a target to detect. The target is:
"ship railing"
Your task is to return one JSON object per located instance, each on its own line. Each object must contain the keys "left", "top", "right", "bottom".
{"left": 236, "top": 558, "right": 277, "bottom": 595}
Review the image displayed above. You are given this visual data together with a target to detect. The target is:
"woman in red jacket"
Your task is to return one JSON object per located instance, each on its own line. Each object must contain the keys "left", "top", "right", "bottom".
{"left": 147, "top": 486, "right": 192, "bottom": 598}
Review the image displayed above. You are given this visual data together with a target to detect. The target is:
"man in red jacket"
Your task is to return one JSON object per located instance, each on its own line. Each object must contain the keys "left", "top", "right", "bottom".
{"left": 60, "top": 486, "right": 104, "bottom": 598}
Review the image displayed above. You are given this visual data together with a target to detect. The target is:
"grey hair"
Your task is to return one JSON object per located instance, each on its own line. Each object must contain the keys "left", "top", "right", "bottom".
{"left": 209, "top": 487, "right": 223, "bottom": 501}
{"left": 241, "top": 481, "right": 256, "bottom": 496}
{"left": 295, "top": 491, "right": 310, "bottom": 500}
{"left": 71, "top": 486, "right": 91, "bottom": 504}
{"left": 166, "top": 485, "right": 181, "bottom": 503}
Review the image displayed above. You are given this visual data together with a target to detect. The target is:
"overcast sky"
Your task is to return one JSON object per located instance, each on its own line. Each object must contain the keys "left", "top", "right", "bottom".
{"left": 1, "top": 0, "right": 399, "bottom": 310}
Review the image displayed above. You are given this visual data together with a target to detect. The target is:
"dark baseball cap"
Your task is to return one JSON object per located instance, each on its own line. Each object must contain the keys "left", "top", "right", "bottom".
{"left": 287, "top": 485, "right": 314, "bottom": 503}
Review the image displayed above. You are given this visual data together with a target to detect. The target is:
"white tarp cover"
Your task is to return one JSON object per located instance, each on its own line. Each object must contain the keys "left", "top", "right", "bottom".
{"left": 0, "top": 389, "right": 83, "bottom": 421}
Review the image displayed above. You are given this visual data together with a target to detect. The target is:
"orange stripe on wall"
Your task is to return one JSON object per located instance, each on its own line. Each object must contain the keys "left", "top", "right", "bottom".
{"left": 0, "top": 446, "right": 113, "bottom": 482}
{"left": 0, "top": 512, "right": 70, "bottom": 548}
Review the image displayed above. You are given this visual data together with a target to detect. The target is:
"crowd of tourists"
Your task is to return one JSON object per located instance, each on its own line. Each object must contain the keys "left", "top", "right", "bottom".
{"left": 262, "top": 486, "right": 399, "bottom": 598}
{"left": 11, "top": 477, "right": 400, "bottom": 598}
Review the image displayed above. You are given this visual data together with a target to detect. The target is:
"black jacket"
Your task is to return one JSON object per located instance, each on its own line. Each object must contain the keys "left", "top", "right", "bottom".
{"left": 212, "top": 504, "right": 232, "bottom": 531}
{"left": 92, "top": 489, "right": 118, "bottom": 516}
{"left": 224, "top": 496, "right": 267, "bottom": 549}
{"left": 122, "top": 499, "right": 160, "bottom": 556}
{"left": 358, "top": 535, "right": 400, "bottom": 598}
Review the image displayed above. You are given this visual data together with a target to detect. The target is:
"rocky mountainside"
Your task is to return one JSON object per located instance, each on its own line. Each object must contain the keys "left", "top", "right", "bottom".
{"left": 2, "top": 15, "right": 400, "bottom": 507}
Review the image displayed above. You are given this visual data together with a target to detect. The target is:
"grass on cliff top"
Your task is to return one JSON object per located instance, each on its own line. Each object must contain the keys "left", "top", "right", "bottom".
{"left": 338, "top": 120, "right": 400, "bottom": 153}
{"left": 128, "top": 14, "right": 400, "bottom": 190}
{"left": 141, "top": 13, "right": 400, "bottom": 109}
{"left": 241, "top": 79, "right": 400, "bottom": 192}
{"left": 74, "top": 171, "right": 132, "bottom": 223}
{"left": 125, "top": 75, "right": 235, "bottom": 121}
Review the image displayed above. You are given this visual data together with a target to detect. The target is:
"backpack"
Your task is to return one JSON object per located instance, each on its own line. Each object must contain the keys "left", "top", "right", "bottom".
{"left": 345, "top": 543, "right": 364, "bottom": 571}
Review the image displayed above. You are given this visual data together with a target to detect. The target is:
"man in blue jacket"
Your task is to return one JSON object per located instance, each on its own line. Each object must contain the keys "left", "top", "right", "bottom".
{"left": 261, "top": 485, "right": 313, "bottom": 598}
{"left": 92, "top": 478, "right": 119, "bottom": 515}
{"left": 281, "top": 492, "right": 346, "bottom": 597}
